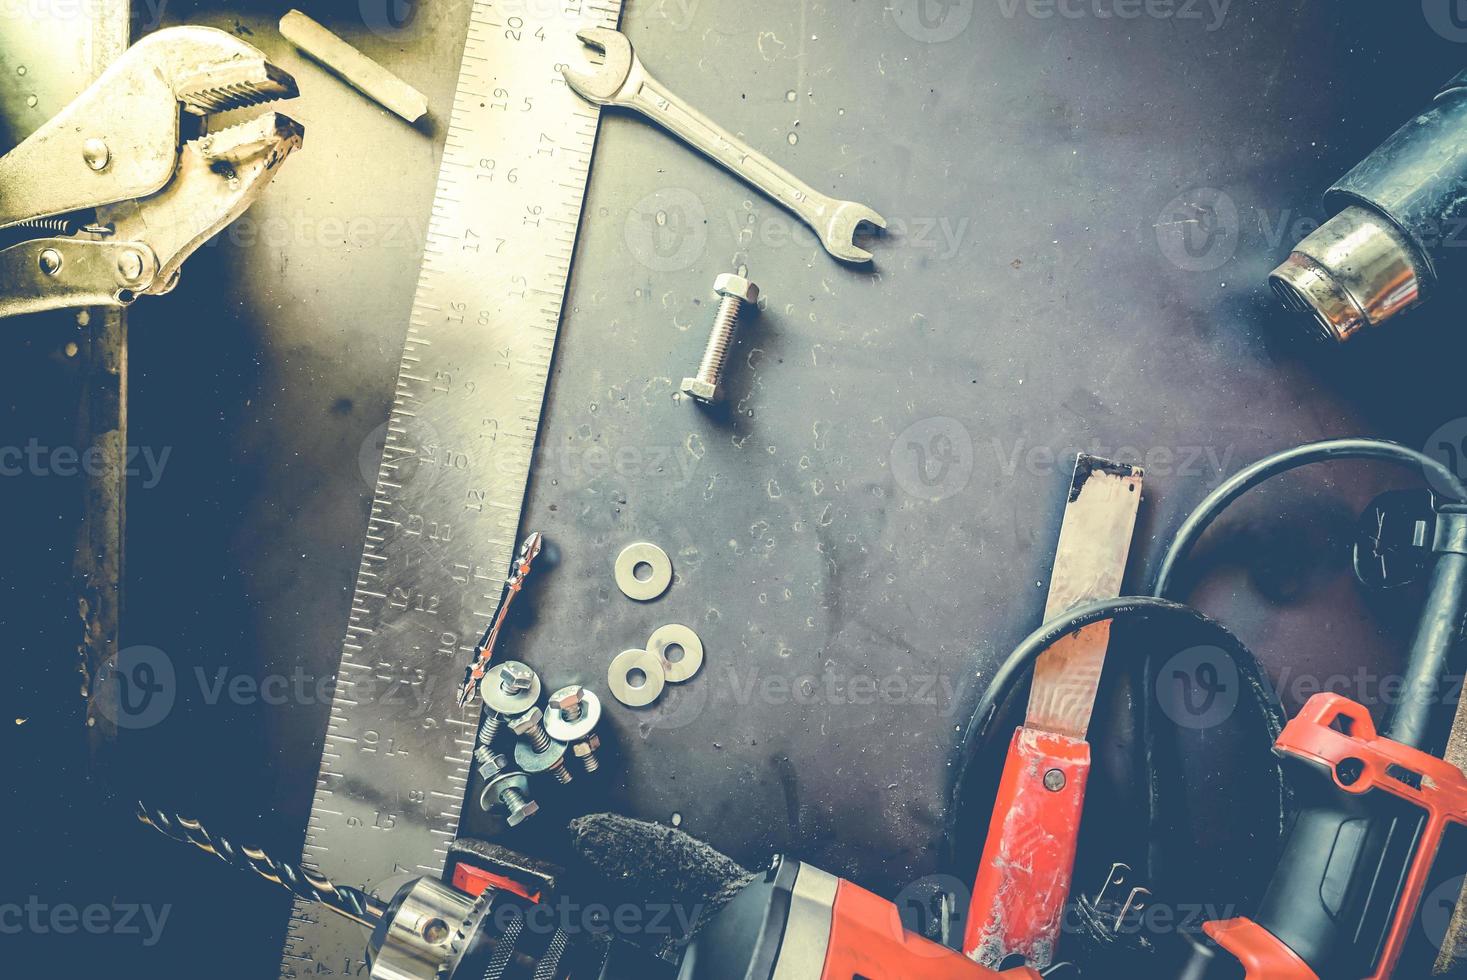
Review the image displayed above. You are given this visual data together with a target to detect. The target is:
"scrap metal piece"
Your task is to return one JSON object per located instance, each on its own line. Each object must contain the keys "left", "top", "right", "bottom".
{"left": 564, "top": 27, "right": 885, "bottom": 264}
{"left": 280, "top": 10, "right": 428, "bottom": 124}
{"left": 0, "top": 26, "right": 303, "bottom": 318}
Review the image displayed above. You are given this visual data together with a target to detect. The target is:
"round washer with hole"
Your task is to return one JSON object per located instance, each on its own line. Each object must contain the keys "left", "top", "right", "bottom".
{"left": 647, "top": 623, "right": 704, "bottom": 684}
{"left": 608, "top": 648, "right": 666, "bottom": 707}
{"left": 614, "top": 542, "right": 673, "bottom": 601}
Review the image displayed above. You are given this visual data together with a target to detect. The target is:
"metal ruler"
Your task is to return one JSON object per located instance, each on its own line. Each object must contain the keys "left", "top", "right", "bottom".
{"left": 280, "top": 1, "right": 622, "bottom": 974}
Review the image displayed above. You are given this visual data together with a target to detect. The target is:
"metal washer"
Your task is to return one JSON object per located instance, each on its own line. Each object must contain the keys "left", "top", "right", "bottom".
{"left": 608, "top": 648, "right": 666, "bottom": 708}
{"left": 615, "top": 542, "right": 673, "bottom": 601}
{"left": 648, "top": 623, "right": 703, "bottom": 683}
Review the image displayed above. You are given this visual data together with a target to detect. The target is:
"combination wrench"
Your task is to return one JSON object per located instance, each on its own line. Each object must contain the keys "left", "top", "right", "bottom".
{"left": 563, "top": 28, "right": 886, "bottom": 265}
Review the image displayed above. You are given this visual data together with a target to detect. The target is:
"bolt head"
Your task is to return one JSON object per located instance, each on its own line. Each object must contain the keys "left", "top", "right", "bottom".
{"left": 680, "top": 377, "right": 720, "bottom": 404}
{"left": 714, "top": 273, "right": 759, "bottom": 305}
{"left": 510, "top": 706, "right": 544, "bottom": 735}
{"left": 116, "top": 249, "right": 146, "bottom": 283}
{"left": 505, "top": 798, "right": 539, "bottom": 827}
{"left": 1043, "top": 768, "right": 1067, "bottom": 792}
{"left": 549, "top": 686, "right": 584, "bottom": 714}
{"left": 499, "top": 663, "right": 535, "bottom": 693}
{"left": 572, "top": 734, "right": 601, "bottom": 758}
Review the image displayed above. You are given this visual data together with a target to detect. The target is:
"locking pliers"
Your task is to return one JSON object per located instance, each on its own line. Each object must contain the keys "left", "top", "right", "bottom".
{"left": 0, "top": 27, "right": 304, "bottom": 319}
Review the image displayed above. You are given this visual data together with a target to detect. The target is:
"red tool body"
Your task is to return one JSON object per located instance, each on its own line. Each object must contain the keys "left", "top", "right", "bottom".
{"left": 1205, "top": 693, "right": 1467, "bottom": 979}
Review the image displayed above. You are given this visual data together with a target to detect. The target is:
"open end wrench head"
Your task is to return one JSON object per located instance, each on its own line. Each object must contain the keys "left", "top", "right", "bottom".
{"left": 562, "top": 28, "right": 634, "bottom": 105}
{"left": 824, "top": 202, "right": 887, "bottom": 264}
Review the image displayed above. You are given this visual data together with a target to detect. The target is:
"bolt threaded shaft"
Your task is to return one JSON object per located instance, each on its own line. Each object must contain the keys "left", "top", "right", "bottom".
{"left": 500, "top": 786, "right": 532, "bottom": 813}
{"left": 578, "top": 746, "right": 600, "bottom": 773}
{"left": 548, "top": 760, "right": 574, "bottom": 785}
{"left": 696, "top": 296, "right": 743, "bottom": 383}
{"left": 473, "top": 712, "right": 504, "bottom": 769}
{"left": 525, "top": 723, "right": 553, "bottom": 753}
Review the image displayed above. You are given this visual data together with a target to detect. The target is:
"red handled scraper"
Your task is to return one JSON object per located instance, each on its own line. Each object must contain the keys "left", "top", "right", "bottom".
{"left": 964, "top": 454, "right": 1144, "bottom": 969}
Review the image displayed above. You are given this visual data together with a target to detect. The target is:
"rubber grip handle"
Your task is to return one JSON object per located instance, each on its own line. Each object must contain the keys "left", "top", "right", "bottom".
{"left": 963, "top": 727, "right": 1091, "bottom": 968}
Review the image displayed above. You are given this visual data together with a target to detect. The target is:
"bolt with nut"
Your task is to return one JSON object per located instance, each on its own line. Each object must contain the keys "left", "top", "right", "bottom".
{"left": 511, "top": 707, "right": 573, "bottom": 785}
{"left": 474, "top": 661, "right": 541, "bottom": 776}
{"left": 681, "top": 273, "right": 759, "bottom": 405}
{"left": 477, "top": 752, "right": 539, "bottom": 827}
{"left": 545, "top": 686, "right": 603, "bottom": 773}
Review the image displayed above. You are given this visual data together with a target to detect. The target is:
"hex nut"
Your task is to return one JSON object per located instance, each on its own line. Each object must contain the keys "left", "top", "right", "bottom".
{"left": 680, "top": 376, "right": 720, "bottom": 403}
{"left": 714, "top": 273, "right": 759, "bottom": 305}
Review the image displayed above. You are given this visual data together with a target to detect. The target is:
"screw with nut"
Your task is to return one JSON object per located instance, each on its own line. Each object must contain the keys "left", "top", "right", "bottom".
{"left": 474, "top": 661, "right": 541, "bottom": 776}
{"left": 512, "top": 707, "right": 573, "bottom": 785}
{"left": 545, "top": 686, "right": 603, "bottom": 773}
{"left": 681, "top": 273, "right": 759, "bottom": 405}
{"left": 477, "top": 752, "right": 539, "bottom": 827}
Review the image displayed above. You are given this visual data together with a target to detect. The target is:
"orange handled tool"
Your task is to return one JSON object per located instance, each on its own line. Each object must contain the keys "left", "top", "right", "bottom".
{"left": 964, "top": 455, "right": 1144, "bottom": 969}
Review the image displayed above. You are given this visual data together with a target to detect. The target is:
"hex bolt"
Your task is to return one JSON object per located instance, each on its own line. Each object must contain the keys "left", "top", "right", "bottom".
{"left": 513, "top": 708, "right": 573, "bottom": 785}
{"left": 511, "top": 706, "right": 555, "bottom": 753}
{"left": 479, "top": 753, "right": 539, "bottom": 827}
{"left": 681, "top": 273, "right": 760, "bottom": 405}
{"left": 477, "top": 662, "right": 542, "bottom": 774}
{"left": 546, "top": 686, "right": 604, "bottom": 774}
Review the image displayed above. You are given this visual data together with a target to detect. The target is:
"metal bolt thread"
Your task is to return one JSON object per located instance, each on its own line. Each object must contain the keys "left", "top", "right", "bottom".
{"left": 562, "top": 701, "right": 585, "bottom": 724}
{"left": 696, "top": 295, "right": 744, "bottom": 384}
{"left": 500, "top": 786, "right": 532, "bottom": 814}
{"left": 524, "top": 721, "right": 553, "bottom": 753}
{"left": 548, "top": 759, "right": 574, "bottom": 785}
{"left": 577, "top": 745, "right": 600, "bottom": 773}
{"left": 473, "top": 712, "right": 504, "bottom": 769}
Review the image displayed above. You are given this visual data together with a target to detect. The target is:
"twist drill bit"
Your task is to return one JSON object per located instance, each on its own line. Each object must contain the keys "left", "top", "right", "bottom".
{"left": 136, "top": 802, "right": 384, "bottom": 927}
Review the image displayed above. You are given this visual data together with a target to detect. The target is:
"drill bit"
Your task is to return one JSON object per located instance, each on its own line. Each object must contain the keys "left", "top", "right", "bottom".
{"left": 456, "top": 531, "right": 545, "bottom": 708}
{"left": 136, "top": 803, "right": 384, "bottom": 927}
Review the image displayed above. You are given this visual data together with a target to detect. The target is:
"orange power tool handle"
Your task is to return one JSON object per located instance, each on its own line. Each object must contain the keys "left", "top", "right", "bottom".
{"left": 963, "top": 726, "right": 1091, "bottom": 967}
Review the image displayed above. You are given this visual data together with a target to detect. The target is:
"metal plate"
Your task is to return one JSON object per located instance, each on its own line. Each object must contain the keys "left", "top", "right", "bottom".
{"left": 280, "top": 1, "right": 623, "bottom": 975}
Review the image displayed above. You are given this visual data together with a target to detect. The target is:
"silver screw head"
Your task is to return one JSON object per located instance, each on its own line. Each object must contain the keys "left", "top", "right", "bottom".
{"left": 38, "top": 248, "right": 63, "bottom": 276}
{"left": 510, "top": 706, "right": 544, "bottom": 736}
{"left": 499, "top": 662, "right": 535, "bottom": 693}
{"left": 81, "top": 137, "right": 110, "bottom": 172}
{"left": 714, "top": 273, "right": 759, "bottom": 305}
{"left": 680, "top": 376, "right": 720, "bottom": 403}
